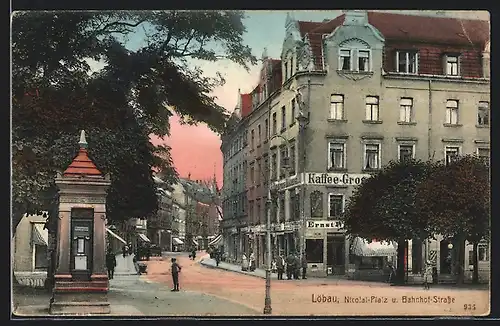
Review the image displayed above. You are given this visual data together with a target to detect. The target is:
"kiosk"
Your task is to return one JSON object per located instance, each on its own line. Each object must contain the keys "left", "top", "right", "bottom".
{"left": 49, "top": 131, "right": 111, "bottom": 315}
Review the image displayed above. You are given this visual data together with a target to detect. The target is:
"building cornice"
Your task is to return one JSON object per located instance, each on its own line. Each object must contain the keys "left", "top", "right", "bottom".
{"left": 383, "top": 72, "right": 490, "bottom": 84}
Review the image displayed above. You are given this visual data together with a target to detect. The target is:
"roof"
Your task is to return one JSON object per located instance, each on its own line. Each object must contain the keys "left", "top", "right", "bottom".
{"left": 63, "top": 148, "right": 102, "bottom": 177}
{"left": 240, "top": 93, "right": 252, "bottom": 117}
{"left": 298, "top": 12, "right": 489, "bottom": 69}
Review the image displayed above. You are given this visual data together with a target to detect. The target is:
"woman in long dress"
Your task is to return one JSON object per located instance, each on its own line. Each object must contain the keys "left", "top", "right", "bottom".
{"left": 249, "top": 252, "right": 256, "bottom": 271}
{"left": 423, "top": 260, "right": 433, "bottom": 290}
{"left": 241, "top": 253, "right": 249, "bottom": 271}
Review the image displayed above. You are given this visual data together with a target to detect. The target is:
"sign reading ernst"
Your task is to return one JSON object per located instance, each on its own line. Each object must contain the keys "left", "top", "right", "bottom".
{"left": 307, "top": 220, "right": 344, "bottom": 229}
{"left": 306, "top": 173, "right": 371, "bottom": 186}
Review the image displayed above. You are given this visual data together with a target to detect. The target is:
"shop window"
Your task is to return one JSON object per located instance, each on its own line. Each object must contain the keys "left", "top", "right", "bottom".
{"left": 306, "top": 239, "right": 324, "bottom": 263}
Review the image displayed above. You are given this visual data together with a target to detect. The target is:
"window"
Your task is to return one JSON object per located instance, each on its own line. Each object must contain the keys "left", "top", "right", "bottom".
{"left": 250, "top": 166, "right": 255, "bottom": 185}
{"left": 256, "top": 202, "right": 261, "bottom": 224}
{"left": 279, "top": 146, "right": 288, "bottom": 178}
{"left": 358, "top": 50, "right": 370, "bottom": 72}
{"left": 364, "top": 143, "right": 380, "bottom": 169}
{"left": 328, "top": 142, "right": 345, "bottom": 169}
{"left": 264, "top": 157, "right": 269, "bottom": 184}
{"left": 279, "top": 195, "right": 285, "bottom": 221}
{"left": 257, "top": 124, "right": 261, "bottom": 144}
{"left": 289, "top": 192, "right": 296, "bottom": 221}
{"left": 272, "top": 112, "right": 277, "bottom": 135}
{"left": 306, "top": 239, "right": 324, "bottom": 263}
{"left": 291, "top": 99, "right": 296, "bottom": 125}
{"left": 249, "top": 201, "right": 254, "bottom": 222}
{"left": 328, "top": 194, "right": 344, "bottom": 218}
{"left": 289, "top": 143, "right": 296, "bottom": 175}
{"left": 445, "top": 146, "right": 460, "bottom": 165}
{"left": 477, "top": 148, "right": 489, "bottom": 163}
{"left": 445, "top": 55, "right": 459, "bottom": 76}
{"left": 251, "top": 129, "right": 255, "bottom": 148}
{"left": 340, "top": 49, "right": 351, "bottom": 70}
{"left": 330, "top": 95, "right": 344, "bottom": 120}
{"left": 399, "top": 98, "right": 413, "bottom": 123}
{"left": 399, "top": 145, "right": 414, "bottom": 162}
{"left": 477, "top": 102, "right": 489, "bottom": 126}
{"left": 271, "top": 153, "right": 277, "bottom": 180}
{"left": 445, "top": 100, "right": 459, "bottom": 125}
{"left": 289, "top": 56, "right": 294, "bottom": 78}
{"left": 264, "top": 119, "right": 269, "bottom": 140}
{"left": 284, "top": 62, "right": 288, "bottom": 81}
{"left": 365, "top": 96, "right": 379, "bottom": 121}
{"left": 478, "top": 243, "right": 489, "bottom": 261}
{"left": 34, "top": 244, "right": 48, "bottom": 269}
{"left": 281, "top": 106, "right": 286, "bottom": 130}
{"left": 257, "top": 160, "right": 262, "bottom": 186}
{"left": 396, "top": 51, "right": 418, "bottom": 74}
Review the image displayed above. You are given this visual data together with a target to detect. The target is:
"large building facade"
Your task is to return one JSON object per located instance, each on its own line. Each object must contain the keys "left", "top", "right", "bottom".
{"left": 221, "top": 11, "right": 490, "bottom": 279}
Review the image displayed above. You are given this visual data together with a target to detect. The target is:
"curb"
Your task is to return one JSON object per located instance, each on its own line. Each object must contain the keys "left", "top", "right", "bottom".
{"left": 199, "top": 259, "right": 270, "bottom": 280}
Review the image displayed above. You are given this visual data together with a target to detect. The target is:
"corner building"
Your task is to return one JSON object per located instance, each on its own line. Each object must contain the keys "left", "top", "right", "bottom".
{"left": 222, "top": 11, "right": 490, "bottom": 279}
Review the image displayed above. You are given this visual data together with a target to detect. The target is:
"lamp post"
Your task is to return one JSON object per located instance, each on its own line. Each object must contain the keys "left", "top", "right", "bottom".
{"left": 263, "top": 134, "right": 291, "bottom": 315}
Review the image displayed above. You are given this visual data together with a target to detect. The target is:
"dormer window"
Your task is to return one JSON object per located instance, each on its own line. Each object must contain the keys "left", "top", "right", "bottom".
{"left": 445, "top": 54, "right": 460, "bottom": 76}
{"left": 358, "top": 50, "right": 370, "bottom": 72}
{"left": 396, "top": 50, "right": 418, "bottom": 74}
{"left": 284, "top": 62, "right": 288, "bottom": 81}
{"left": 338, "top": 47, "right": 371, "bottom": 72}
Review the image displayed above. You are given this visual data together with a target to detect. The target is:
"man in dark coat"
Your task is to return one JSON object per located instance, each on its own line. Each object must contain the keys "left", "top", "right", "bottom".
{"left": 170, "top": 257, "right": 182, "bottom": 291}
{"left": 301, "top": 252, "right": 308, "bottom": 279}
{"left": 276, "top": 253, "right": 285, "bottom": 280}
{"left": 106, "top": 249, "right": 117, "bottom": 279}
{"left": 286, "top": 252, "right": 295, "bottom": 280}
{"left": 293, "top": 254, "right": 301, "bottom": 280}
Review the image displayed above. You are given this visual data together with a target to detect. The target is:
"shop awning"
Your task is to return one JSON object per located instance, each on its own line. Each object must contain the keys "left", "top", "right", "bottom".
{"left": 351, "top": 237, "right": 397, "bottom": 257}
{"left": 138, "top": 233, "right": 151, "bottom": 243}
{"left": 32, "top": 224, "right": 49, "bottom": 246}
{"left": 173, "top": 237, "right": 184, "bottom": 245}
{"left": 106, "top": 228, "right": 127, "bottom": 244}
{"left": 192, "top": 239, "right": 199, "bottom": 246}
{"left": 209, "top": 234, "right": 223, "bottom": 247}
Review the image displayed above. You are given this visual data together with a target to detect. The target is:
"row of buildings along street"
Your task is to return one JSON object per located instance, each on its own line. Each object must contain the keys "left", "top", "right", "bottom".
{"left": 220, "top": 11, "right": 490, "bottom": 283}
{"left": 12, "top": 175, "right": 222, "bottom": 288}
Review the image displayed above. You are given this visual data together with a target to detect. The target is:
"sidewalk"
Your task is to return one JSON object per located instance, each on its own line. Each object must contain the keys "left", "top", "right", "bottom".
{"left": 200, "top": 257, "right": 279, "bottom": 280}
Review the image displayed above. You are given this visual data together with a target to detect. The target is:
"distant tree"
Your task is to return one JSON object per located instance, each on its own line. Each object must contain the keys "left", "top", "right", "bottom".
{"left": 344, "top": 159, "right": 435, "bottom": 284}
{"left": 416, "top": 155, "right": 490, "bottom": 284}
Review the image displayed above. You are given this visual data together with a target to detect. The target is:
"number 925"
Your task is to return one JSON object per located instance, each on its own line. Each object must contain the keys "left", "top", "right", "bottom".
{"left": 464, "top": 304, "right": 476, "bottom": 311}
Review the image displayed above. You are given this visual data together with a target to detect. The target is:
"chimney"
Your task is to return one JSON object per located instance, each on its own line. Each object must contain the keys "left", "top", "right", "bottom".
{"left": 483, "top": 41, "right": 490, "bottom": 79}
{"left": 343, "top": 10, "right": 369, "bottom": 26}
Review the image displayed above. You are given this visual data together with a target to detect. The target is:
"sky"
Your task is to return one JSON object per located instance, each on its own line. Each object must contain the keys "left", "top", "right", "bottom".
{"left": 88, "top": 10, "right": 489, "bottom": 187}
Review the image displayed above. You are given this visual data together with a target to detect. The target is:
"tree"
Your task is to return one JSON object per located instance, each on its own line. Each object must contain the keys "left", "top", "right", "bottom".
{"left": 12, "top": 10, "right": 257, "bottom": 234}
{"left": 344, "top": 159, "right": 435, "bottom": 284}
{"left": 416, "top": 155, "right": 490, "bottom": 284}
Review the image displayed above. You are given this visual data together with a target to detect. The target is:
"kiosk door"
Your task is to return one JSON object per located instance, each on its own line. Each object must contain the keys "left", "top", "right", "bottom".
{"left": 70, "top": 208, "right": 94, "bottom": 280}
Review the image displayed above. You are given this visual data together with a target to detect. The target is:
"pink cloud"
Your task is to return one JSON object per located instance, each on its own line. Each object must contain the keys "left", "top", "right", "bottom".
{"left": 150, "top": 115, "right": 223, "bottom": 188}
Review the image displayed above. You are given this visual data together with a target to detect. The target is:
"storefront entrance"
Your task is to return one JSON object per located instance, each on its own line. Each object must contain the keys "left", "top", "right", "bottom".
{"left": 326, "top": 235, "right": 345, "bottom": 275}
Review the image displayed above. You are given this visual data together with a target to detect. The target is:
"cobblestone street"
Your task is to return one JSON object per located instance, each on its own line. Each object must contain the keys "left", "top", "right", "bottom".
{"left": 144, "top": 253, "right": 489, "bottom": 317}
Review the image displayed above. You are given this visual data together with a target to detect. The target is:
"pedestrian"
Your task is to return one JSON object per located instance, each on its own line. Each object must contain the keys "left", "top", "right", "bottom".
{"left": 301, "top": 252, "right": 307, "bottom": 279}
{"left": 387, "top": 262, "right": 396, "bottom": 284}
{"left": 241, "top": 253, "right": 249, "bottom": 271}
{"left": 249, "top": 252, "right": 256, "bottom": 271}
{"left": 106, "top": 249, "right": 116, "bottom": 280}
{"left": 276, "top": 253, "right": 285, "bottom": 280}
{"left": 122, "top": 244, "right": 128, "bottom": 257}
{"left": 191, "top": 248, "right": 197, "bottom": 261}
{"left": 293, "top": 253, "right": 301, "bottom": 280}
{"left": 128, "top": 243, "right": 133, "bottom": 255}
{"left": 271, "top": 259, "right": 277, "bottom": 273}
{"left": 286, "top": 252, "right": 295, "bottom": 280}
{"left": 215, "top": 250, "right": 221, "bottom": 267}
{"left": 170, "top": 257, "right": 182, "bottom": 291}
{"left": 423, "top": 260, "right": 433, "bottom": 290}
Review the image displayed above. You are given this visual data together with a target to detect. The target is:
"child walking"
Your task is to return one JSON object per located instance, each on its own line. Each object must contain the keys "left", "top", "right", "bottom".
{"left": 423, "top": 260, "right": 433, "bottom": 290}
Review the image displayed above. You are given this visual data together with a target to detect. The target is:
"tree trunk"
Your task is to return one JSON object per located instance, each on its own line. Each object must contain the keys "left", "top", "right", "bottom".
{"left": 396, "top": 238, "right": 406, "bottom": 285}
{"left": 472, "top": 241, "right": 479, "bottom": 284}
{"left": 455, "top": 235, "right": 465, "bottom": 285}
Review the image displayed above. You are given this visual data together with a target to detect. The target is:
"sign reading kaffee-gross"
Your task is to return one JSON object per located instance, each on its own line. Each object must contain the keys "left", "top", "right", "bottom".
{"left": 305, "top": 173, "right": 371, "bottom": 186}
